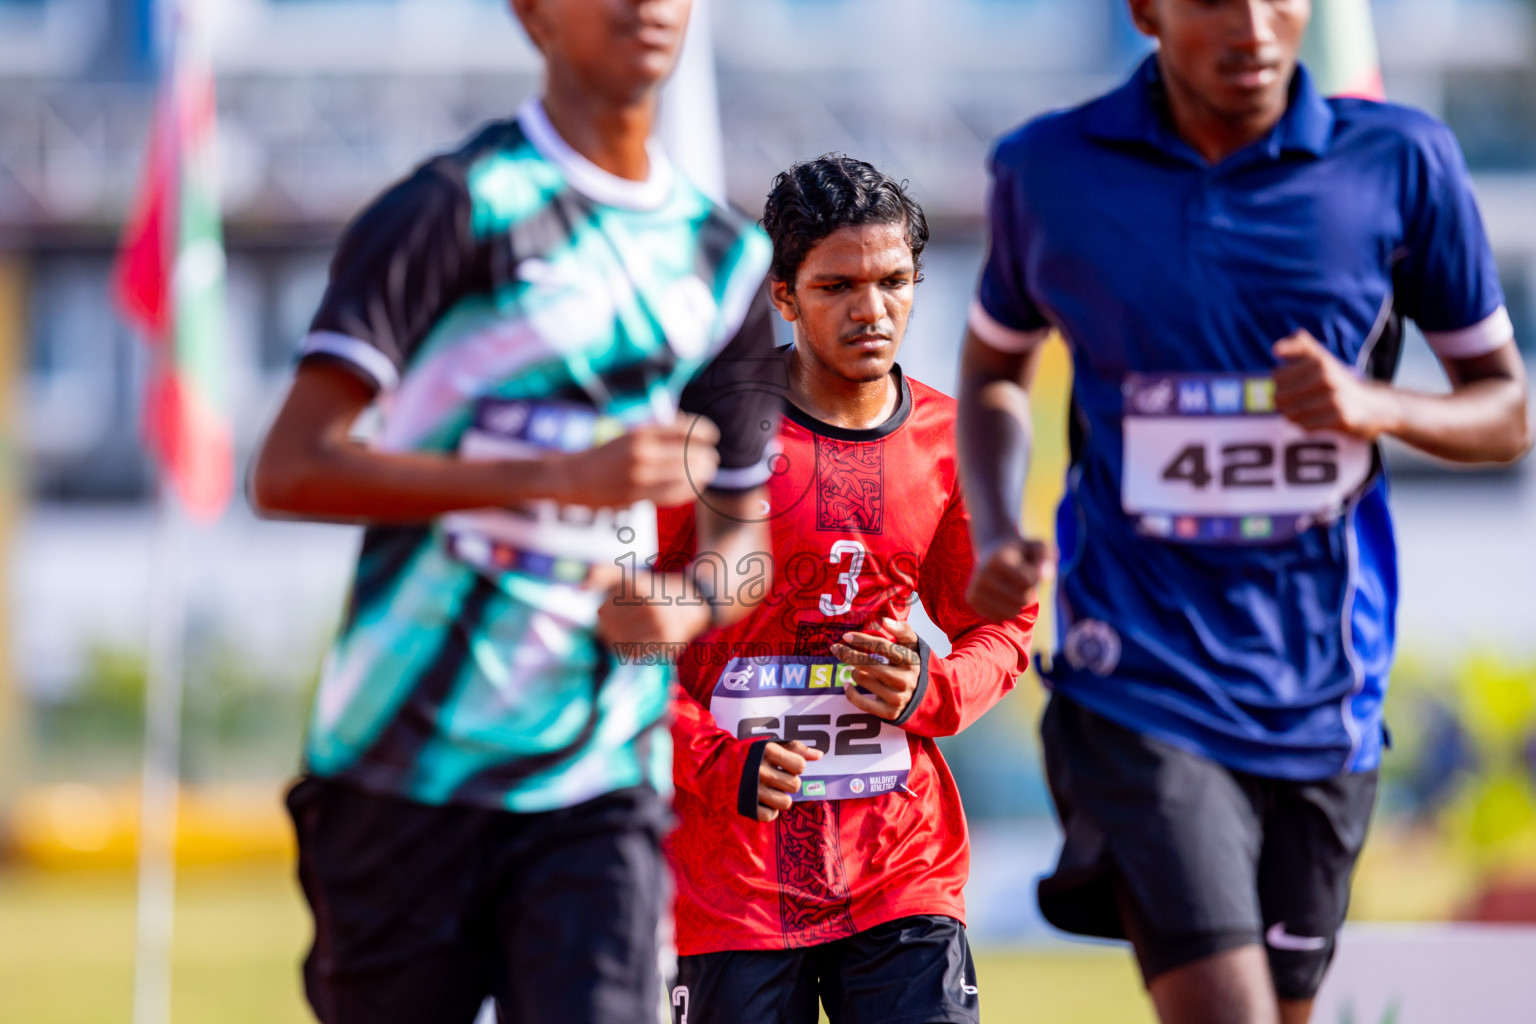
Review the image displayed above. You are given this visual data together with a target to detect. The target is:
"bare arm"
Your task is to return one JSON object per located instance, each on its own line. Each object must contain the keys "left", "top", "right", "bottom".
{"left": 663, "top": 498, "right": 795, "bottom": 825}
{"left": 958, "top": 329, "right": 1040, "bottom": 545}
{"left": 956, "top": 328, "right": 1054, "bottom": 621}
{"left": 1273, "top": 334, "right": 1532, "bottom": 465}
{"left": 691, "top": 492, "right": 773, "bottom": 628}
{"left": 250, "top": 360, "right": 720, "bottom": 523}
{"left": 596, "top": 488, "right": 771, "bottom": 645}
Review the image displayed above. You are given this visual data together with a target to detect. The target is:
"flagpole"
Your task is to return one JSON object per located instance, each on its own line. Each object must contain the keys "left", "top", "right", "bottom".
{"left": 657, "top": 0, "right": 727, "bottom": 204}
{"left": 133, "top": 479, "right": 188, "bottom": 1024}
{"left": 0, "top": 256, "right": 25, "bottom": 848}
{"left": 1300, "top": 0, "right": 1385, "bottom": 99}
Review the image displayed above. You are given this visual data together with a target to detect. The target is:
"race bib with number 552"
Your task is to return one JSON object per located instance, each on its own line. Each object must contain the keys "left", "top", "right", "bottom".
{"left": 709, "top": 656, "right": 912, "bottom": 801}
{"left": 1121, "top": 373, "right": 1372, "bottom": 544}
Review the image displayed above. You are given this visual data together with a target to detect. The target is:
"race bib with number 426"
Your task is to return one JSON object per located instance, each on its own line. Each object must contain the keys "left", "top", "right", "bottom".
{"left": 1121, "top": 373, "right": 1373, "bottom": 544}
{"left": 709, "top": 656, "right": 912, "bottom": 801}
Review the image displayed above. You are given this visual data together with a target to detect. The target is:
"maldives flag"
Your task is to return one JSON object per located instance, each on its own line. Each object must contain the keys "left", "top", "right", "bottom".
{"left": 1301, "top": 0, "right": 1385, "bottom": 100}
{"left": 113, "top": 2, "right": 232, "bottom": 522}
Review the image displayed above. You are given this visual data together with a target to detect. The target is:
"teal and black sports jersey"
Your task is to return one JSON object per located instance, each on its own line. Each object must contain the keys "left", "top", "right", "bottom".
{"left": 296, "top": 99, "right": 780, "bottom": 812}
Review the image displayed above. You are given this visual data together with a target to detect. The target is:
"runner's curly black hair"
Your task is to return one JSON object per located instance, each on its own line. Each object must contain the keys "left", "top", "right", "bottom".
{"left": 761, "top": 154, "right": 929, "bottom": 291}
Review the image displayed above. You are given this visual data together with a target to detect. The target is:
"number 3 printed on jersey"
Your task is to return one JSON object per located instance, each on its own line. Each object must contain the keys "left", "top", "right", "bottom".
{"left": 819, "top": 540, "right": 866, "bottom": 617}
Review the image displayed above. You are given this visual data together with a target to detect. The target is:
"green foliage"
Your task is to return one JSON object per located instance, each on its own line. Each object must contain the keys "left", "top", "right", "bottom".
{"left": 30, "top": 637, "right": 316, "bottom": 782}
{"left": 34, "top": 645, "right": 151, "bottom": 748}
{"left": 1381, "top": 652, "right": 1536, "bottom": 871}
{"left": 1337, "top": 999, "right": 1399, "bottom": 1024}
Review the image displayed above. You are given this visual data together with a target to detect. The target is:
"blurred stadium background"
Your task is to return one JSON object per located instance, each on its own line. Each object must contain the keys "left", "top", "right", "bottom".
{"left": 1, "top": 0, "right": 1534, "bottom": 1021}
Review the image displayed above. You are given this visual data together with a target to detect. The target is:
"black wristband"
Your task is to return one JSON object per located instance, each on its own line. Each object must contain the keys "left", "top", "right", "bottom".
{"left": 737, "top": 738, "right": 772, "bottom": 820}
{"left": 890, "top": 636, "right": 932, "bottom": 727}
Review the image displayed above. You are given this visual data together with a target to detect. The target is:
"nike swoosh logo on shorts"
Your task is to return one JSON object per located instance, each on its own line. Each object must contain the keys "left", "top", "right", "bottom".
{"left": 1265, "top": 922, "right": 1328, "bottom": 952}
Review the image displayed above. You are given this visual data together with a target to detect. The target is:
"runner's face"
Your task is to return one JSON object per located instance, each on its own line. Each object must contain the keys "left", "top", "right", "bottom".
{"left": 514, "top": 0, "right": 691, "bottom": 101}
{"left": 773, "top": 222, "right": 916, "bottom": 386}
{"left": 1130, "top": 0, "right": 1309, "bottom": 122}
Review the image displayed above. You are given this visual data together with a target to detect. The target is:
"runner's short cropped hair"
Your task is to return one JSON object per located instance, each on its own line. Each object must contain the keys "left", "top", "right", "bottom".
{"left": 761, "top": 154, "right": 929, "bottom": 290}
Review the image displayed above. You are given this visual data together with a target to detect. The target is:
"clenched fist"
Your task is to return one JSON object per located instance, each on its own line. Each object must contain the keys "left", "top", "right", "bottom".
{"left": 1273, "top": 331, "right": 1398, "bottom": 441}
{"left": 830, "top": 617, "right": 923, "bottom": 722}
{"left": 554, "top": 417, "right": 721, "bottom": 509}
{"left": 965, "top": 535, "right": 1052, "bottom": 623}
{"left": 754, "top": 740, "right": 823, "bottom": 822}
{"left": 596, "top": 573, "right": 712, "bottom": 646}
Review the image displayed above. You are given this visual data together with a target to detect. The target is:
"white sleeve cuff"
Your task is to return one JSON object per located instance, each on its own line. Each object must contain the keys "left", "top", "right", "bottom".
{"left": 968, "top": 300, "right": 1051, "bottom": 354}
{"left": 709, "top": 457, "right": 774, "bottom": 492}
{"left": 301, "top": 331, "right": 401, "bottom": 391}
{"left": 1423, "top": 306, "right": 1516, "bottom": 360}
{"left": 709, "top": 438, "right": 778, "bottom": 492}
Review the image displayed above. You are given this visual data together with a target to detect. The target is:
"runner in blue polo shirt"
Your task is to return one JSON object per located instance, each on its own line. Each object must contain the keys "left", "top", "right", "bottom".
{"left": 957, "top": 3, "right": 1531, "bottom": 1023}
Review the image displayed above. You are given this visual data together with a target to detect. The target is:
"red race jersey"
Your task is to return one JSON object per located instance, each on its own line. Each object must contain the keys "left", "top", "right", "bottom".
{"left": 660, "top": 370, "right": 1037, "bottom": 954}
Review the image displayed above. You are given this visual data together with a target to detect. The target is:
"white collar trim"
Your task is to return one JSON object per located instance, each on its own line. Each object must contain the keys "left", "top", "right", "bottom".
{"left": 516, "top": 97, "right": 674, "bottom": 211}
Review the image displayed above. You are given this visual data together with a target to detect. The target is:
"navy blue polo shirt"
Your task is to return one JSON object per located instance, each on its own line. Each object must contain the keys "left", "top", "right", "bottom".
{"left": 972, "top": 57, "right": 1513, "bottom": 780}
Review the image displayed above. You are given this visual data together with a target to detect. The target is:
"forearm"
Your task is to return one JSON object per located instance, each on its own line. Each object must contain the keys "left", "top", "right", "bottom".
{"left": 252, "top": 360, "right": 570, "bottom": 523}
{"left": 1377, "top": 374, "right": 1532, "bottom": 464}
{"left": 253, "top": 441, "right": 563, "bottom": 524}
{"left": 1278, "top": 337, "right": 1533, "bottom": 466}
{"left": 692, "top": 490, "right": 772, "bottom": 629}
{"left": 958, "top": 350, "right": 1034, "bottom": 549}
{"left": 253, "top": 360, "right": 719, "bottom": 524}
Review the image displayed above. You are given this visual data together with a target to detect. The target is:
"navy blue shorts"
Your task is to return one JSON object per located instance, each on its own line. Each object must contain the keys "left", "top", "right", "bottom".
{"left": 287, "top": 777, "right": 667, "bottom": 1024}
{"left": 1038, "top": 695, "right": 1378, "bottom": 1000}
{"left": 671, "top": 915, "right": 979, "bottom": 1024}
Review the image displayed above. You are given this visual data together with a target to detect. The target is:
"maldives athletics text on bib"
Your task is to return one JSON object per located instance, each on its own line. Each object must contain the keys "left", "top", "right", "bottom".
{"left": 442, "top": 397, "right": 658, "bottom": 583}
{"left": 708, "top": 656, "right": 913, "bottom": 801}
{"left": 1121, "top": 372, "right": 1373, "bottom": 544}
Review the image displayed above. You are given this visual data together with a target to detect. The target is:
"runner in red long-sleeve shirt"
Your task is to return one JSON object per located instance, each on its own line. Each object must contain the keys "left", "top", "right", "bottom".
{"left": 658, "top": 155, "right": 1037, "bottom": 1024}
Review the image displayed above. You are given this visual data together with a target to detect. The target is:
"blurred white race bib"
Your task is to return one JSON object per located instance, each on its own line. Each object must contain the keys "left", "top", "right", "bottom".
{"left": 443, "top": 398, "right": 657, "bottom": 581}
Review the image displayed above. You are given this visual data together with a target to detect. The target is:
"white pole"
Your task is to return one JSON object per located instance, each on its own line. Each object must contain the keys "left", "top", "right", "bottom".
{"left": 132, "top": 482, "right": 188, "bottom": 1024}
{"left": 658, "top": 0, "right": 727, "bottom": 204}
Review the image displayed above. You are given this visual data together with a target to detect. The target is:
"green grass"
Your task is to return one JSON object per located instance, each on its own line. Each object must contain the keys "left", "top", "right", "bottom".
{"left": 973, "top": 948, "right": 1153, "bottom": 1024}
{"left": 0, "top": 863, "right": 1153, "bottom": 1023}
{"left": 0, "top": 865, "right": 312, "bottom": 1024}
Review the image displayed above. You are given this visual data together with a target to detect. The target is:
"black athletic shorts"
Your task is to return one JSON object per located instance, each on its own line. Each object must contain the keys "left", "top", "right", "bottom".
{"left": 671, "top": 915, "right": 979, "bottom": 1024}
{"left": 1037, "top": 694, "right": 1378, "bottom": 1001}
{"left": 286, "top": 776, "right": 667, "bottom": 1024}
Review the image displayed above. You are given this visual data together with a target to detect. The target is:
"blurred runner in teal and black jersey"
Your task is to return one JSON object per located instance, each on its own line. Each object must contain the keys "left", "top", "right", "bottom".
{"left": 958, "top": 2, "right": 1531, "bottom": 1024}
{"left": 251, "top": 2, "right": 782, "bottom": 1022}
